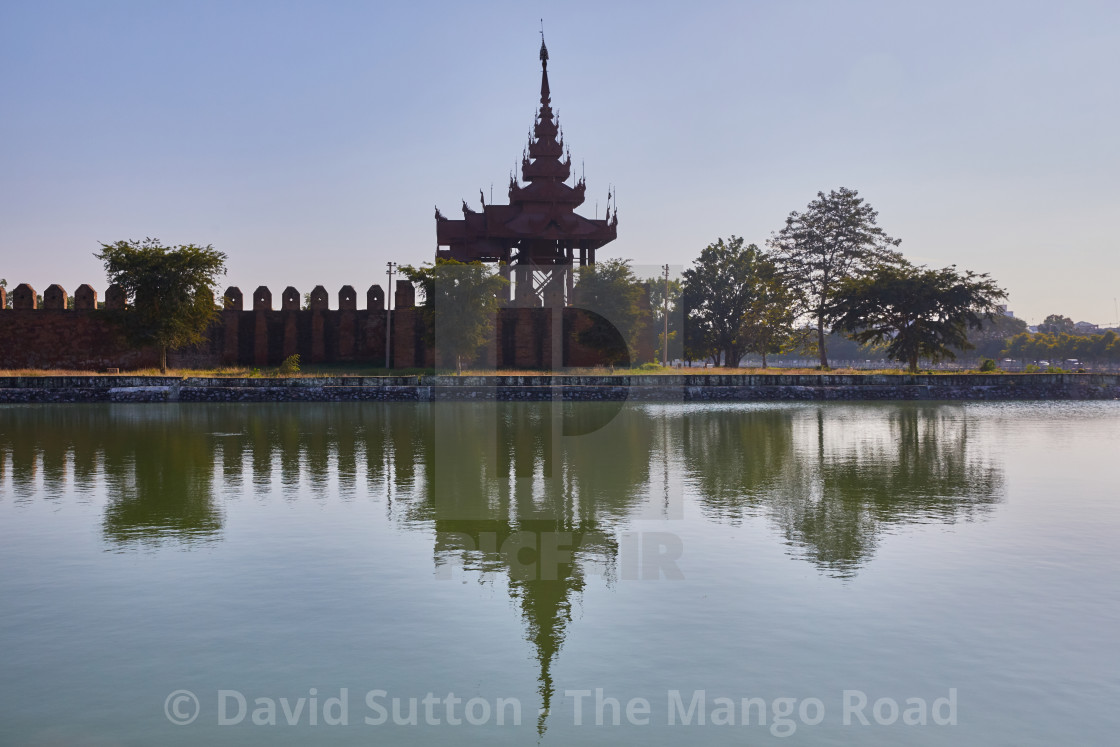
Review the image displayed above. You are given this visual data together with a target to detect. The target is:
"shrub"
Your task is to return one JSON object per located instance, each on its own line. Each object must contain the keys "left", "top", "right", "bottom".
{"left": 279, "top": 354, "right": 301, "bottom": 375}
{"left": 979, "top": 358, "right": 997, "bottom": 372}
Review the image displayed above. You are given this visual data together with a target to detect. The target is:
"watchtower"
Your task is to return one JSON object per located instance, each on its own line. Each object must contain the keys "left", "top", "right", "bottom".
{"left": 435, "top": 36, "right": 618, "bottom": 307}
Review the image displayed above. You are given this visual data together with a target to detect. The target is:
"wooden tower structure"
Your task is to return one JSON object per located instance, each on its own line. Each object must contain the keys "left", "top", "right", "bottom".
{"left": 435, "top": 36, "right": 618, "bottom": 307}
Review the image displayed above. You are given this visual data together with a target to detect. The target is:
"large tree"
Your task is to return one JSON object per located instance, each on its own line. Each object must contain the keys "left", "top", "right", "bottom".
{"left": 829, "top": 263, "right": 1007, "bottom": 373}
{"left": 1038, "top": 314, "right": 1075, "bottom": 335}
{"left": 963, "top": 312, "right": 1028, "bottom": 361}
{"left": 95, "top": 238, "right": 226, "bottom": 372}
{"left": 682, "top": 237, "right": 777, "bottom": 367}
{"left": 573, "top": 258, "right": 648, "bottom": 367}
{"left": 402, "top": 258, "right": 508, "bottom": 375}
{"left": 740, "top": 264, "right": 798, "bottom": 368}
{"left": 767, "top": 187, "right": 903, "bottom": 368}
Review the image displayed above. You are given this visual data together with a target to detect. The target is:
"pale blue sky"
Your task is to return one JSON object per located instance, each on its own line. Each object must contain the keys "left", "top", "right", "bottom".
{"left": 2, "top": 0, "right": 1117, "bottom": 325}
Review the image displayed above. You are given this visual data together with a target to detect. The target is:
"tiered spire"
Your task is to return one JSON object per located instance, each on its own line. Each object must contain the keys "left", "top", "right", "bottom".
{"left": 540, "top": 33, "right": 550, "bottom": 100}
{"left": 515, "top": 33, "right": 581, "bottom": 203}
{"left": 435, "top": 32, "right": 617, "bottom": 273}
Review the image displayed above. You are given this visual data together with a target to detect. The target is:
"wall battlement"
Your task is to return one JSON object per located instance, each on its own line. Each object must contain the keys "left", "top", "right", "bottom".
{"left": 1, "top": 279, "right": 649, "bottom": 370}
{"left": 2, "top": 281, "right": 404, "bottom": 313}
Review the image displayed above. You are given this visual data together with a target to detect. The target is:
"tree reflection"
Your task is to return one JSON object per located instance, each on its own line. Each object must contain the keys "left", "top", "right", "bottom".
{"left": 100, "top": 411, "right": 222, "bottom": 547}
{"left": 682, "top": 404, "right": 1004, "bottom": 578}
{"left": 0, "top": 400, "right": 1006, "bottom": 732}
{"left": 0, "top": 406, "right": 224, "bottom": 547}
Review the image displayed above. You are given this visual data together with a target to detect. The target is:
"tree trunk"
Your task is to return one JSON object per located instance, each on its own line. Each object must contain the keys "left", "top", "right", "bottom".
{"left": 456, "top": 354, "right": 462, "bottom": 377}
{"left": 817, "top": 317, "right": 829, "bottom": 369}
{"left": 761, "top": 351, "right": 768, "bottom": 368}
{"left": 159, "top": 346, "right": 168, "bottom": 373}
{"left": 909, "top": 354, "right": 918, "bottom": 373}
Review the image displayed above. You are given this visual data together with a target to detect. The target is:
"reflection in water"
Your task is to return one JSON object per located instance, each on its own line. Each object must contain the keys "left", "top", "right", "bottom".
{"left": 683, "top": 405, "right": 1004, "bottom": 577}
{"left": 0, "top": 402, "right": 1004, "bottom": 730}
{"left": 0, "top": 407, "right": 224, "bottom": 547}
{"left": 428, "top": 403, "right": 654, "bottom": 735}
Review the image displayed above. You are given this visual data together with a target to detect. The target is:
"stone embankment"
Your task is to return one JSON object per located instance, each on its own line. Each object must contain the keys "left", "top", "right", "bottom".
{"left": 0, "top": 374, "right": 1117, "bottom": 403}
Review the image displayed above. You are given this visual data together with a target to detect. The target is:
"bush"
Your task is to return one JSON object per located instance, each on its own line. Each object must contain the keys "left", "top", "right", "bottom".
{"left": 636, "top": 362, "right": 665, "bottom": 371}
{"left": 279, "top": 354, "right": 301, "bottom": 375}
{"left": 979, "top": 358, "right": 997, "bottom": 372}
{"left": 1025, "top": 364, "right": 1040, "bottom": 373}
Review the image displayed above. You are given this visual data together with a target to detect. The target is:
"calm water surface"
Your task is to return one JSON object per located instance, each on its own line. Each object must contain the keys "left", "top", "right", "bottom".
{"left": 1, "top": 401, "right": 1118, "bottom": 745}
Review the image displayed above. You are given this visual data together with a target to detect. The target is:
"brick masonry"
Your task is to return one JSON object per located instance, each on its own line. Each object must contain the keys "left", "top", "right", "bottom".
{"left": 0, "top": 283, "right": 655, "bottom": 370}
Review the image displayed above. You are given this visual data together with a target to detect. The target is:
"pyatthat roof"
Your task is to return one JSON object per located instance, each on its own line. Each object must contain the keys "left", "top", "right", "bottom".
{"left": 436, "top": 37, "right": 617, "bottom": 264}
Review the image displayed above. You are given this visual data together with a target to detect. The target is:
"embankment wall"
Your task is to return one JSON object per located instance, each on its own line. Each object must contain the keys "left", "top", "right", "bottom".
{"left": 0, "top": 373, "right": 1116, "bottom": 403}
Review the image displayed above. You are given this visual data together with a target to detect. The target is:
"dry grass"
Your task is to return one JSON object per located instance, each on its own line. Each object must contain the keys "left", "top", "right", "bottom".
{"left": 0, "top": 366, "right": 252, "bottom": 377}
{"left": 0, "top": 365, "right": 426, "bottom": 378}
{"left": 447, "top": 366, "right": 920, "bottom": 376}
{"left": 2, "top": 365, "right": 1010, "bottom": 378}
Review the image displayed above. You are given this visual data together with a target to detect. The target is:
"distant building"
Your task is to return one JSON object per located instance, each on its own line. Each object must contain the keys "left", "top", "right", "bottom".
{"left": 1073, "top": 321, "right": 1100, "bottom": 333}
{"left": 996, "top": 304, "right": 1015, "bottom": 318}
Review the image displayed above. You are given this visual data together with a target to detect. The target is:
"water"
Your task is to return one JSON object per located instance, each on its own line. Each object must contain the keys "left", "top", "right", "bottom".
{"left": 1, "top": 401, "right": 1118, "bottom": 745}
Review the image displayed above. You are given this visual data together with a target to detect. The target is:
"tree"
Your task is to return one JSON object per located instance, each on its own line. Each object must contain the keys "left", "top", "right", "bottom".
{"left": 1038, "top": 314, "right": 1075, "bottom": 335}
{"left": 0, "top": 279, "right": 9, "bottom": 309}
{"left": 572, "top": 258, "right": 648, "bottom": 367}
{"left": 95, "top": 238, "right": 226, "bottom": 372}
{"left": 963, "top": 312, "right": 1028, "bottom": 361}
{"left": 829, "top": 263, "right": 1007, "bottom": 373}
{"left": 682, "top": 237, "right": 777, "bottom": 367}
{"left": 767, "top": 187, "right": 903, "bottom": 368}
{"left": 402, "top": 258, "right": 508, "bottom": 375}
{"left": 740, "top": 265, "right": 798, "bottom": 368}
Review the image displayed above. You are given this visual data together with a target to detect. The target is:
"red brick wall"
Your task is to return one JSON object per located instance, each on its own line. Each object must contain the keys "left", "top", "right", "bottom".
{"left": 0, "top": 303, "right": 652, "bottom": 370}
{"left": 0, "top": 310, "right": 159, "bottom": 369}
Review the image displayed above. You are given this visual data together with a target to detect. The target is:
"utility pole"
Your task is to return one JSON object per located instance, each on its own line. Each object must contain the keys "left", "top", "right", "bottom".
{"left": 662, "top": 264, "right": 670, "bottom": 367}
{"left": 385, "top": 261, "right": 396, "bottom": 370}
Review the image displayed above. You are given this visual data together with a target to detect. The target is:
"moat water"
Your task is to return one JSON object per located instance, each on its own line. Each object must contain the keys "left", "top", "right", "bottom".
{"left": 1, "top": 401, "right": 1118, "bottom": 745}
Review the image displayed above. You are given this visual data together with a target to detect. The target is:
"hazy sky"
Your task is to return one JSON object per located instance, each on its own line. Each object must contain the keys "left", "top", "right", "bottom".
{"left": 2, "top": 0, "right": 1117, "bottom": 325}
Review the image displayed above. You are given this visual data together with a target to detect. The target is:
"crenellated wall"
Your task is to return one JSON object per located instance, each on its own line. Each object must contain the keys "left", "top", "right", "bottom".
{"left": 0, "top": 280, "right": 653, "bottom": 370}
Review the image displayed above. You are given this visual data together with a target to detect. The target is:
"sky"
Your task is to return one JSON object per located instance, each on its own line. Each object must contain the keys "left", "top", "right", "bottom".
{"left": 2, "top": 0, "right": 1118, "bottom": 326}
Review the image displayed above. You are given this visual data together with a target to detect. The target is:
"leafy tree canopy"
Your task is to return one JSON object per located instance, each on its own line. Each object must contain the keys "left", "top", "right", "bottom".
{"left": 1038, "top": 314, "right": 1075, "bottom": 335}
{"left": 961, "top": 312, "right": 1028, "bottom": 360}
{"left": 95, "top": 238, "right": 226, "bottom": 372}
{"left": 402, "top": 258, "right": 508, "bottom": 375}
{"left": 767, "top": 187, "right": 903, "bottom": 367}
{"left": 646, "top": 275, "right": 683, "bottom": 364}
{"left": 829, "top": 262, "right": 1006, "bottom": 372}
{"left": 740, "top": 265, "right": 799, "bottom": 368}
{"left": 682, "top": 237, "right": 783, "bottom": 367}
{"left": 1003, "top": 330, "right": 1120, "bottom": 366}
{"left": 573, "top": 258, "right": 649, "bottom": 367}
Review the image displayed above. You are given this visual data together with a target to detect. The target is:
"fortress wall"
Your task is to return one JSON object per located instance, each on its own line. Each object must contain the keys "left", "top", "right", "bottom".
{"left": 0, "top": 284, "right": 394, "bottom": 370}
{"left": 0, "top": 309, "right": 159, "bottom": 370}
{"left": 0, "top": 283, "right": 652, "bottom": 371}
